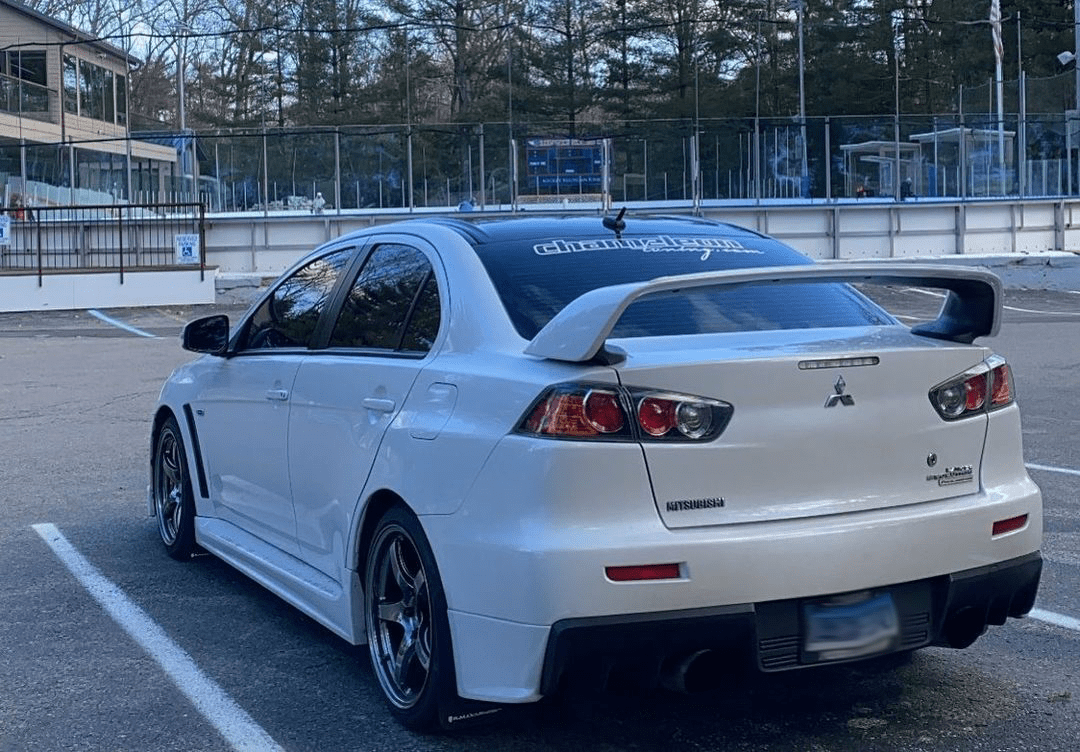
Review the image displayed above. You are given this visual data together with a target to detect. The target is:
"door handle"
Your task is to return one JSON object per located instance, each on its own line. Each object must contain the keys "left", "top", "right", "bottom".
{"left": 362, "top": 397, "right": 396, "bottom": 412}
{"left": 265, "top": 389, "right": 289, "bottom": 401}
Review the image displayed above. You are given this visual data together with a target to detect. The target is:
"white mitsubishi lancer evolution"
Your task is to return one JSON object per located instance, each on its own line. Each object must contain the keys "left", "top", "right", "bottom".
{"left": 150, "top": 214, "right": 1042, "bottom": 730}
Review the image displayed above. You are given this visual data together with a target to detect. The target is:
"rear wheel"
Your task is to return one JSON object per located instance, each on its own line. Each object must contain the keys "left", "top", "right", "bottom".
{"left": 364, "top": 507, "right": 452, "bottom": 731}
{"left": 153, "top": 416, "right": 197, "bottom": 561}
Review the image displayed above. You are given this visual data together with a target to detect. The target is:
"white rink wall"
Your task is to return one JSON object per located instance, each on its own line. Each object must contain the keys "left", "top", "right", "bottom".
{"left": 0, "top": 269, "right": 216, "bottom": 313}
{"left": 202, "top": 198, "right": 1080, "bottom": 275}
{"left": 4, "top": 197, "right": 1080, "bottom": 312}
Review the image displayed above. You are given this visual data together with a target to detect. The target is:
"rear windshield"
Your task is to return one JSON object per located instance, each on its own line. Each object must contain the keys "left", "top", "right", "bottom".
{"left": 472, "top": 233, "right": 895, "bottom": 340}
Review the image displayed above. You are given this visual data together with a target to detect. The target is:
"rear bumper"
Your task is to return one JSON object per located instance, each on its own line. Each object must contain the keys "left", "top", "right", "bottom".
{"left": 446, "top": 552, "right": 1041, "bottom": 703}
{"left": 540, "top": 551, "right": 1041, "bottom": 694}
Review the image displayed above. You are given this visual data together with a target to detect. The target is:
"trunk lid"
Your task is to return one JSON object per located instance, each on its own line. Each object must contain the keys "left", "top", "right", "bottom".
{"left": 614, "top": 327, "right": 990, "bottom": 529}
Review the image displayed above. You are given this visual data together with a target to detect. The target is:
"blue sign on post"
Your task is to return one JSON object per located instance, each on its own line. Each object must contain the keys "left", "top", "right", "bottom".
{"left": 0, "top": 215, "right": 10, "bottom": 246}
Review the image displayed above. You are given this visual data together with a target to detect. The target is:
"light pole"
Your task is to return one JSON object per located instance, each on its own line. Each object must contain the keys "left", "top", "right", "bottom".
{"left": 790, "top": 0, "right": 808, "bottom": 197}
{"left": 1059, "top": 48, "right": 1077, "bottom": 195}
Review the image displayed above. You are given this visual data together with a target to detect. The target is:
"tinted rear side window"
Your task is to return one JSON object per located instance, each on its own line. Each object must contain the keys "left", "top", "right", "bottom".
{"left": 471, "top": 233, "right": 893, "bottom": 339}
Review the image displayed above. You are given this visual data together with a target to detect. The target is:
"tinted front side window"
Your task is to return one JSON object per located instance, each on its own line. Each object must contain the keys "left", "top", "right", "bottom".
{"left": 241, "top": 248, "right": 353, "bottom": 350}
{"left": 329, "top": 244, "right": 438, "bottom": 352}
{"left": 472, "top": 233, "right": 893, "bottom": 339}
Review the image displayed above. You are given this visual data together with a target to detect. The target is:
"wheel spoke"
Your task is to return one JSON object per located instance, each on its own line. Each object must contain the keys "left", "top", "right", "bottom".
{"left": 389, "top": 538, "right": 416, "bottom": 597}
{"left": 161, "top": 439, "right": 181, "bottom": 484}
{"left": 170, "top": 492, "right": 183, "bottom": 530}
{"left": 378, "top": 600, "right": 406, "bottom": 627}
{"left": 392, "top": 631, "right": 421, "bottom": 690}
{"left": 413, "top": 565, "right": 427, "bottom": 601}
{"left": 415, "top": 617, "right": 431, "bottom": 671}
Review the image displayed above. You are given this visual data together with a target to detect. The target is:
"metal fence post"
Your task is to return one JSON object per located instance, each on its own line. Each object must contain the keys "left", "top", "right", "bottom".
{"left": 118, "top": 206, "right": 125, "bottom": 285}
{"left": 199, "top": 202, "right": 206, "bottom": 282}
{"left": 117, "top": 205, "right": 124, "bottom": 285}
{"left": 36, "top": 214, "right": 43, "bottom": 287}
{"left": 334, "top": 128, "right": 341, "bottom": 215}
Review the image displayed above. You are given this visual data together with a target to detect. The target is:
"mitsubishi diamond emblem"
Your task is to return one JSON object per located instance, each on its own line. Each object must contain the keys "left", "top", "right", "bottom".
{"left": 825, "top": 375, "right": 855, "bottom": 407}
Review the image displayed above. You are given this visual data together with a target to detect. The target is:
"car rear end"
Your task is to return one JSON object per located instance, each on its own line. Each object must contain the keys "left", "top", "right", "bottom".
{"left": 428, "top": 217, "right": 1041, "bottom": 703}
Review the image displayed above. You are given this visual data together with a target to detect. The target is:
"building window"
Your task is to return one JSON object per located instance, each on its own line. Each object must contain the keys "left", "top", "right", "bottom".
{"left": 104, "top": 69, "right": 114, "bottom": 123}
{"left": 80, "top": 59, "right": 106, "bottom": 120}
{"left": 7, "top": 51, "right": 47, "bottom": 86}
{"left": 71, "top": 57, "right": 125, "bottom": 124}
{"left": 116, "top": 73, "right": 126, "bottom": 125}
{"left": 63, "top": 55, "right": 78, "bottom": 115}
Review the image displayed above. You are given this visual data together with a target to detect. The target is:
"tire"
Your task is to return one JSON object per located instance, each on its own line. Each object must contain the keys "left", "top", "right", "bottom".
{"left": 364, "top": 507, "right": 453, "bottom": 731}
{"left": 152, "top": 416, "right": 198, "bottom": 561}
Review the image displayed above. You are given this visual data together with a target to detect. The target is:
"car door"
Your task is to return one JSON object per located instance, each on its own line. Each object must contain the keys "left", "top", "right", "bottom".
{"left": 191, "top": 246, "right": 354, "bottom": 554}
{"left": 288, "top": 240, "right": 443, "bottom": 580}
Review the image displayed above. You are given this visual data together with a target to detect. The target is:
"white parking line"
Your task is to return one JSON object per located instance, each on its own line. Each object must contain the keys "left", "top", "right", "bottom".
{"left": 32, "top": 523, "right": 283, "bottom": 752}
{"left": 87, "top": 309, "right": 158, "bottom": 338}
{"left": 1026, "top": 462, "right": 1080, "bottom": 478}
{"left": 901, "top": 287, "right": 1080, "bottom": 316}
{"left": 1002, "top": 304, "right": 1080, "bottom": 315}
{"left": 1029, "top": 609, "right": 1080, "bottom": 633}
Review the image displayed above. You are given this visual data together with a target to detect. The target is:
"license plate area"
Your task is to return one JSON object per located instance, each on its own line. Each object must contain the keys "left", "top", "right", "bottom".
{"left": 802, "top": 591, "right": 900, "bottom": 663}
{"left": 756, "top": 581, "right": 934, "bottom": 671}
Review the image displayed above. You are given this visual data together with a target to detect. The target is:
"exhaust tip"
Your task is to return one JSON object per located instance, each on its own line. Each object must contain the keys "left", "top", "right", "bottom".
{"left": 661, "top": 649, "right": 730, "bottom": 693}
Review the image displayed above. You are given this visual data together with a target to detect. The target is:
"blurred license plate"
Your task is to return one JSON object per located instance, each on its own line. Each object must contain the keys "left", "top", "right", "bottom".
{"left": 803, "top": 592, "right": 900, "bottom": 662}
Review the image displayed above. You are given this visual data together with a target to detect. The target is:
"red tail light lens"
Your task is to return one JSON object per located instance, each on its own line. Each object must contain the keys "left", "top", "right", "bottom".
{"left": 517, "top": 383, "right": 733, "bottom": 442}
{"left": 583, "top": 390, "right": 625, "bottom": 433}
{"left": 929, "top": 356, "right": 1014, "bottom": 421}
{"left": 965, "top": 374, "right": 987, "bottom": 411}
{"left": 638, "top": 397, "right": 677, "bottom": 436}
{"left": 989, "top": 362, "right": 1013, "bottom": 406}
{"left": 522, "top": 387, "right": 630, "bottom": 438}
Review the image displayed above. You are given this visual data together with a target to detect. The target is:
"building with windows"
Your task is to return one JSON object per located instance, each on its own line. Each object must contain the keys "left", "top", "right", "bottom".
{"left": 0, "top": 0, "right": 177, "bottom": 209}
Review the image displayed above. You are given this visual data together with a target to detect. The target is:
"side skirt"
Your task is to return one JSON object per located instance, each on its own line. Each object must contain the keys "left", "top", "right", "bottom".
{"left": 194, "top": 516, "right": 365, "bottom": 645}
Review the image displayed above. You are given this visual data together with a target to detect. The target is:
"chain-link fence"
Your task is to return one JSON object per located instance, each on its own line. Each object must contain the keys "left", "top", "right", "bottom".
{"left": 7, "top": 80, "right": 1080, "bottom": 210}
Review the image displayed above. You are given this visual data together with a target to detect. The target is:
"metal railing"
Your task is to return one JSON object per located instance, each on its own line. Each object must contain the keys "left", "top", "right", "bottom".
{"left": 0, "top": 202, "right": 205, "bottom": 286}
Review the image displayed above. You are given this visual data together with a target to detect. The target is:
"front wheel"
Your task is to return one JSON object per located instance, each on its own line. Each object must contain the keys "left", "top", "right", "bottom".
{"left": 364, "top": 507, "right": 452, "bottom": 731}
{"left": 152, "top": 416, "right": 197, "bottom": 561}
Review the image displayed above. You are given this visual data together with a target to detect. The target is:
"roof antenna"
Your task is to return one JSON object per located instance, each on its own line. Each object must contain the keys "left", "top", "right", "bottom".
{"left": 603, "top": 206, "right": 627, "bottom": 239}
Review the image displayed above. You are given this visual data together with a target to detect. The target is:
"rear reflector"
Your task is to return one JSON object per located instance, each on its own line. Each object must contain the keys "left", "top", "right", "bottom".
{"left": 605, "top": 563, "right": 681, "bottom": 582}
{"left": 992, "top": 514, "right": 1028, "bottom": 537}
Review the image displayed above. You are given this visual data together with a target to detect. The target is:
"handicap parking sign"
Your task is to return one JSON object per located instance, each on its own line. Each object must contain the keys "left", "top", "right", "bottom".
{"left": 175, "top": 233, "right": 200, "bottom": 264}
{"left": 0, "top": 215, "right": 10, "bottom": 246}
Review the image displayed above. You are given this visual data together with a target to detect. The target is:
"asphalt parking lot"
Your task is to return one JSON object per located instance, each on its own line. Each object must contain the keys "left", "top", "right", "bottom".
{"left": 1, "top": 288, "right": 1078, "bottom": 751}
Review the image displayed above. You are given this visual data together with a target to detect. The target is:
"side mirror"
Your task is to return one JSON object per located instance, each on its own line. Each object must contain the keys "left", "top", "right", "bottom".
{"left": 182, "top": 315, "right": 230, "bottom": 355}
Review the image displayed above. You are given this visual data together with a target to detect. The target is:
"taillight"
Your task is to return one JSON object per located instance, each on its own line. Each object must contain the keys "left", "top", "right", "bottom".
{"left": 517, "top": 383, "right": 733, "bottom": 442}
{"left": 638, "top": 397, "right": 676, "bottom": 436}
{"left": 521, "top": 386, "right": 631, "bottom": 439}
{"left": 929, "top": 356, "right": 1014, "bottom": 421}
